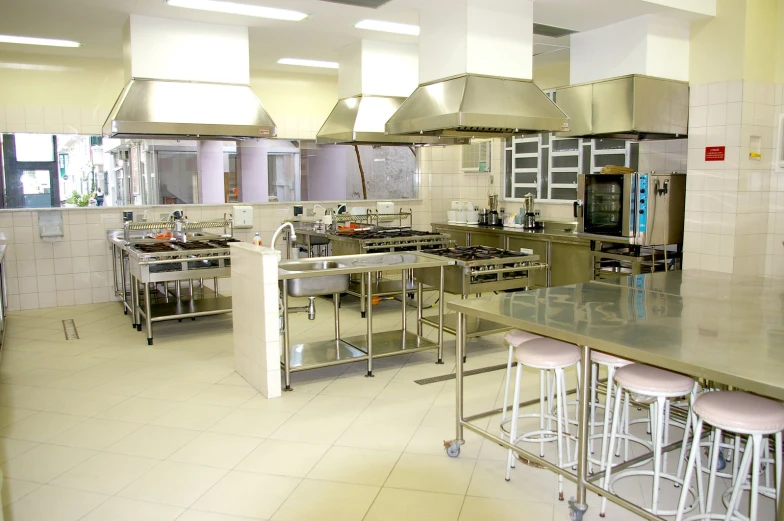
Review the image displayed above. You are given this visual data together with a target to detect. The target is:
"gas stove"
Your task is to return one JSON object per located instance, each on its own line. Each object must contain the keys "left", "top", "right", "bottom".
{"left": 126, "top": 239, "right": 235, "bottom": 280}
{"left": 416, "top": 245, "right": 545, "bottom": 295}
{"left": 331, "top": 229, "right": 451, "bottom": 255}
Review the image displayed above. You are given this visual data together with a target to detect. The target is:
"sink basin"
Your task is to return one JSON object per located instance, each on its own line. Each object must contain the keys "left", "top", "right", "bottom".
{"left": 279, "top": 261, "right": 349, "bottom": 297}
{"left": 291, "top": 223, "right": 330, "bottom": 246}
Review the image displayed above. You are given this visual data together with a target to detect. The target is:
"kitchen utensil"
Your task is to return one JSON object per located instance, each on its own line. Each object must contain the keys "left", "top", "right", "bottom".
{"left": 478, "top": 209, "right": 489, "bottom": 225}
{"left": 447, "top": 211, "right": 457, "bottom": 223}
{"left": 466, "top": 210, "right": 479, "bottom": 224}
{"left": 488, "top": 194, "right": 499, "bottom": 212}
{"left": 456, "top": 211, "right": 467, "bottom": 224}
{"left": 488, "top": 210, "right": 500, "bottom": 226}
{"left": 451, "top": 201, "right": 463, "bottom": 210}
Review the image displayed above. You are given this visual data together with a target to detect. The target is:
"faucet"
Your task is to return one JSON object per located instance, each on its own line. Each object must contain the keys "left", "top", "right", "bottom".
{"left": 312, "top": 204, "right": 325, "bottom": 217}
{"left": 271, "top": 222, "right": 297, "bottom": 250}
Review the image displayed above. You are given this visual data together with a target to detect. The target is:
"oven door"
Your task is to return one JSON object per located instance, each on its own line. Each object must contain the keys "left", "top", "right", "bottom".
{"left": 580, "top": 174, "right": 636, "bottom": 238}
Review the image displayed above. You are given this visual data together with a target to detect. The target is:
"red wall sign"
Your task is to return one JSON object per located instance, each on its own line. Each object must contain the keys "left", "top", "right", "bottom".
{"left": 705, "top": 146, "right": 726, "bottom": 161}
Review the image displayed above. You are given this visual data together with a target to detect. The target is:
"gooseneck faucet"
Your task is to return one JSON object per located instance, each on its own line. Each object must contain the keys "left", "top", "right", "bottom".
{"left": 271, "top": 222, "right": 297, "bottom": 251}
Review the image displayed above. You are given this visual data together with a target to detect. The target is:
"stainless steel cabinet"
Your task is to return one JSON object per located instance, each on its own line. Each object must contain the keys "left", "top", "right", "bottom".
{"left": 468, "top": 232, "right": 503, "bottom": 249}
{"left": 550, "top": 241, "right": 592, "bottom": 286}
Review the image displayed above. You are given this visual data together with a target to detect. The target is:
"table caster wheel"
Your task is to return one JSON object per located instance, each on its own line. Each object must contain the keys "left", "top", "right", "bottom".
{"left": 147, "top": 339, "right": 153, "bottom": 346}
{"left": 444, "top": 440, "right": 461, "bottom": 458}
{"left": 124, "top": 309, "right": 128, "bottom": 315}
{"left": 136, "top": 324, "right": 142, "bottom": 331}
{"left": 361, "top": 311, "right": 366, "bottom": 318}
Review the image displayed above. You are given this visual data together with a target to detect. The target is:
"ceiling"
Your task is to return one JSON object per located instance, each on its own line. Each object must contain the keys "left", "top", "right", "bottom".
{"left": 0, "top": 0, "right": 704, "bottom": 74}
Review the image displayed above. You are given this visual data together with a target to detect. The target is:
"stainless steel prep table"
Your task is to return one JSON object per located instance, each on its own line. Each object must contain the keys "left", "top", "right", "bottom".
{"left": 445, "top": 277, "right": 784, "bottom": 521}
{"left": 278, "top": 252, "right": 453, "bottom": 389}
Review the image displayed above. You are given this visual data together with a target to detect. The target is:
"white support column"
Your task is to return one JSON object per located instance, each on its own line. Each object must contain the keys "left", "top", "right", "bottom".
{"left": 196, "top": 141, "right": 225, "bottom": 204}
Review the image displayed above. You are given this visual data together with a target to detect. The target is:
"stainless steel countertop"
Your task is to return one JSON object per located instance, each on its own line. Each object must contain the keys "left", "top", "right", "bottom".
{"left": 431, "top": 222, "right": 591, "bottom": 244}
{"left": 278, "top": 252, "right": 453, "bottom": 280}
{"left": 596, "top": 270, "right": 784, "bottom": 300}
{"left": 447, "top": 278, "right": 784, "bottom": 400}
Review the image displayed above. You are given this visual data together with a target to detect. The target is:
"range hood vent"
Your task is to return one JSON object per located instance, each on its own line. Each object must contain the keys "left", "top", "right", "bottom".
{"left": 103, "top": 79, "right": 277, "bottom": 140}
{"left": 317, "top": 95, "right": 467, "bottom": 146}
{"left": 385, "top": 74, "right": 570, "bottom": 138}
{"left": 555, "top": 75, "right": 689, "bottom": 140}
{"left": 533, "top": 23, "right": 577, "bottom": 38}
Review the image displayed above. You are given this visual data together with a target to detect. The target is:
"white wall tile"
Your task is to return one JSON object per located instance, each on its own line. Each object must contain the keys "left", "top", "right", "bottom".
{"left": 708, "top": 82, "right": 728, "bottom": 105}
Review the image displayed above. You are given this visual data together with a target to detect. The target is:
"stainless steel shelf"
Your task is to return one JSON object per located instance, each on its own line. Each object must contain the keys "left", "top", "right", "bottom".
{"left": 421, "top": 314, "right": 510, "bottom": 338}
{"left": 284, "top": 339, "right": 367, "bottom": 372}
{"left": 342, "top": 330, "right": 438, "bottom": 358}
{"left": 141, "top": 296, "right": 233, "bottom": 323}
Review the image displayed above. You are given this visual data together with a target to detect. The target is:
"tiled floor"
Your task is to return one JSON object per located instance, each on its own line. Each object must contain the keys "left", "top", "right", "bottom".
{"left": 0, "top": 294, "right": 769, "bottom": 520}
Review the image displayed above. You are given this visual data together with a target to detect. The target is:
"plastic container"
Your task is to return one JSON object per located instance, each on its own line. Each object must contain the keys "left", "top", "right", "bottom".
{"left": 252, "top": 233, "right": 262, "bottom": 246}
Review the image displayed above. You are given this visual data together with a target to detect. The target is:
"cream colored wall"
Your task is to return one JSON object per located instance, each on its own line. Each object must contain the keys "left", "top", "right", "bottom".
{"left": 0, "top": 51, "right": 339, "bottom": 138}
{"left": 743, "top": 0, "right": 778, "bottom": 82}
{"left": 689, "top": 0, "right": 747, "bottom": 84}
{"left": 776, "top": 0, "right": 784, "bottom": 82}
{"left": 532, "top": 59, "right": 570, "bottom": 90}
{"left": 250, "top": 70, "right": 338, "bottom": 139}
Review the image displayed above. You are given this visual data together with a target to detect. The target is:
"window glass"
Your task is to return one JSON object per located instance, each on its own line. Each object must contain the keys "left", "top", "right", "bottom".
{"left": 14, "top": 134, "right": 55, "bottom": 162}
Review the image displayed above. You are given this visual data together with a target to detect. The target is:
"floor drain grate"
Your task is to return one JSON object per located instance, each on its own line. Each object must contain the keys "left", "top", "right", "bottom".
{"left": 62, "top": 319, "right": 79, "bottom": 340}
{"left": 415, "top": 362, "right": 513, "bottom": 385}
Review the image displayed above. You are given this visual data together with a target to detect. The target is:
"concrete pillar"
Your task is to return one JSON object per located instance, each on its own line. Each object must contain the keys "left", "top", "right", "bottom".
{"left": 237, "top": 140, "right": 269, "bottom": 202}
{"left": 196, "top": 141, "right": 225, "bottom": 204}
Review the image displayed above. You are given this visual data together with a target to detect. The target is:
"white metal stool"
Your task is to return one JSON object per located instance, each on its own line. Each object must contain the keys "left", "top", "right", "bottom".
{"left": 600, "top": 364, "right": 698, "bottom": 517}
{"left": 505, "top": 338, "right": 581, "bottom": 501}
{"left": 589, "top": 351, "right": 632, "bottom": 471}
{"left": 675, "top": 391, "right": 784, "bottom": 521}
{"left": 500, "top": 330, "right": 542, "bottom": 438}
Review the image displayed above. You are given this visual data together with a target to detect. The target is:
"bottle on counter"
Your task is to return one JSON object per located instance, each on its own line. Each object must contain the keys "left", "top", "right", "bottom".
{"left": 252, "top": 233, "right": 262, "bottom": 246}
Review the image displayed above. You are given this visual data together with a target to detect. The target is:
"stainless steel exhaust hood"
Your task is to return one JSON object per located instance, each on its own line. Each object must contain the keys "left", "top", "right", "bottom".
{"left": 103, "top": 79, "right": 277, "bottom": 139}
{"left": 317, "top": 95, "right": 468, "bottom": 145}
{"left": 555, "top": 75, "right": 689, "bottom": 140}
{"left": 385, "top": 73, "right": 570, "bottom": 138}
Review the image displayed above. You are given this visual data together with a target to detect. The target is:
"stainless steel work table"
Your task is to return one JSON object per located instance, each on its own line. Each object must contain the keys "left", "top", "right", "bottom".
{"left": 445, "top": 277, "right": 784, "bottom": 521}
{"left": 278, "top": 253, "right": 453, "bottom": 389}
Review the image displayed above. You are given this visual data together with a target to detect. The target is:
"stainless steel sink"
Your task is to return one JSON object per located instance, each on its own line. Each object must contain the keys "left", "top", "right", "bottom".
{"left": 292, "top": 222, "right": 330, "bottom": 246}
{"left": 279, "top": 261, "right": 349, "bottom": 297}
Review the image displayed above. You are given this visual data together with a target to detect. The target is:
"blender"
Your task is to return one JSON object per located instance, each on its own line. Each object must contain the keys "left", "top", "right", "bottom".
{"left": 523, "top": 194, "right": 537, "bottom": 229}
{"left": 487, "top": 194, "right": 500, "bottom": 226}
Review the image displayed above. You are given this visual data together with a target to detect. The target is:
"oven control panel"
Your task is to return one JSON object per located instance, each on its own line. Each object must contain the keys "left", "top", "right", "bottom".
{"left": 637, "top": 173, "right": 649, "bottom": 235}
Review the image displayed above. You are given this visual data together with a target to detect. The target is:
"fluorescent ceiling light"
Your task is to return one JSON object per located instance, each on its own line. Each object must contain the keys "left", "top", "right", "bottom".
{"left": 278, "top": 58, "right": 338, "bottom": 69}
{"left": 0, "top": 35, "right": 80, "bottom": 48}
{"left": 354, "top": 19, "right": 419, "bottom": 36}
{"left": 166, "top": 0, "right": 308, "bottom": 21}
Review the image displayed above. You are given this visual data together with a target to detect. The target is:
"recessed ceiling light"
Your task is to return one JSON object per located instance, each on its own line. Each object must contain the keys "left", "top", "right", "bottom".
{"left": 0, "top": 35, "right": 81, "bottom": 48}
{"left": 166, "top": 0, "right": 308, "bottom": 21}
{"left": 354, "top": 19, "right": 419, "bottom": 36}
{"left": 278, "top": 58, "right": 339, "bottom": 69}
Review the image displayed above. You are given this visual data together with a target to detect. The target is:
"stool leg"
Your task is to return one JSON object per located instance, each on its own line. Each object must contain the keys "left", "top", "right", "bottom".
{"left": 505, "top": 362, "right": 523, "bottom": 482}
{"left": 776, "top": 431, "right": 782, "bottom": 513}
{"left": 749, "top": 434, "right": 763, "bottom": 521}
{"left": 676, "top": 418, "right": 704, "bottom": 521}
{"left": 500, "top": 344, "right": 513, "bottom": 437}
{"left": 706, "top": 427, "right": 723, "bottom": 516}
{"left": 560, "top": 368, "right": 573, "bottom": 469}
{"left": 590, "top": 363, "right": 598, "bottom": 457}
{"left": 651, "top": 397, "right": 666, "bottom": 515}
{"left": 725, "top": 434, "right": 754, "bottom": 520}
{"left": 732, "top": 434, "right": 741, "bottom": 486}
{"left": 600, "top": 384, "right": 626, "bottom": 516}
{"left": 600, "top": 365, "right": 617, "bottom": 473}
{"left": 622, "top": 392, "right": 631, "bottom": 460}
{"left": 539, "top": 369, "right": 546, "bottom": 457}
{"left": 555, "top": 367, "right": 565, "bottom": 501}
{"left": 676, "top": 385, "right": 698, "bottom": 485}
{"left": 663, "top": 399, "right": 671, "bottom": 476}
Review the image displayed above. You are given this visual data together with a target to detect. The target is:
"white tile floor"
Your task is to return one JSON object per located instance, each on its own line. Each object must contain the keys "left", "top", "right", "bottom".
{"left": 0, "top": 294, "right": 772, "bottom": 521}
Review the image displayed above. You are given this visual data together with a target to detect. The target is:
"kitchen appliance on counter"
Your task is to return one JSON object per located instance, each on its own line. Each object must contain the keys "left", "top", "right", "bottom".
{"left": 523, "top": 194, "right": 537, "bottom": 229}
{"left": 574, "top": 171, "right": 686, "bottom": 246}
{"left": 478, "top": 209, "right": 489, "bottom": 226}
{"left": 487, "top": 193, "right": 502, "bottom": 227}
{"left": 415, "top": 246, "right": 546, "bottom": 340}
